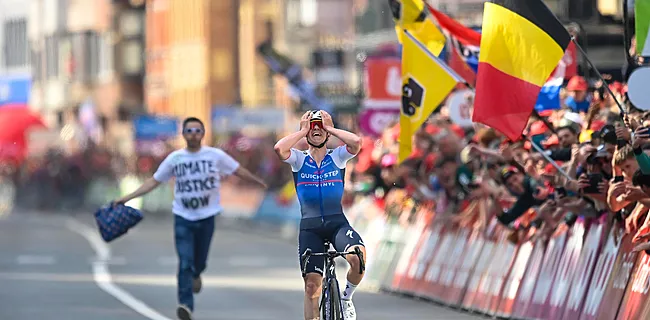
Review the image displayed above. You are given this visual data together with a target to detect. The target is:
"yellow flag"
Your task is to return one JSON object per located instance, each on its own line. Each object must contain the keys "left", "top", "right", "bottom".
{"left": 277, "top": 180, "right": 296, "bottom": 202}
{"left": 393, "top": 0, "right": 445, "bottom": 56}
{"left": 399, "top": 30, "right": 462, "bottom": 163}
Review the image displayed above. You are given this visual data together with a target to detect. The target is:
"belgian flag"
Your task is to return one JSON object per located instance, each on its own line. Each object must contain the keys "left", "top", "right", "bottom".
{"left": 472, "top": 0, "right": 571, "bottom": 141}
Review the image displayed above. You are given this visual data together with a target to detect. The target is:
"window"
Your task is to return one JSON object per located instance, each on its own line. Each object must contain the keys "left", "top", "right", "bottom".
{"left": 71, "top": 33, "right": 86, "bottom": 81}
{"left": 44, "top": 35, "right": 59, "bottom": 78}
{"left": 88, "top": 32, "right": 100, "bottom": 78}
{"left": 3, "top": 19, "right": 29, "bottom": 68}
{"left": 98, "top": 33, "right": 114, "bottom": 78}
{"left": 31, "top": 49, "right": 42, "bottom": 80}
{"left": 120, "top": 40, "right": 143, "bottom": 75}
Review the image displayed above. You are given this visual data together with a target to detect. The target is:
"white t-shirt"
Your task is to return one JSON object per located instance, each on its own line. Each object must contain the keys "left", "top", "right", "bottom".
{"left": 153, "top": 146, "right": 240, "bottom": 221}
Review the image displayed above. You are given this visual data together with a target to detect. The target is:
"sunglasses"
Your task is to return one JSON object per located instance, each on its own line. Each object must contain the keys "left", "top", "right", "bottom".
{"left": 309, "top": 120, "right": 323, "bottom": 130}
{"left": 184, "top": 128, "right": 203, "bottom": 134}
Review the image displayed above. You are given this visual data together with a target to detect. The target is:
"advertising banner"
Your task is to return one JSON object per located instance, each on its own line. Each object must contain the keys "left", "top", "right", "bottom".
{"left": 580, "top": 227, "right": 631, "bottom": 320}
{"left": 527, "top": 231, "right": 568, "bottom": 318}
{"left": 496, "top": 241, "right": 535, "bottom": 318}
{"left": 545, "top": 221, "right": 587, "bottom": 319}
{"left": 511, "top": 240, "right": 547, "bottom": 318}
{"left": 448, "top": 229, "right": 485, "bottom": 305}
{"left": 362, "top": 56, "right": 401, "bottom": 109}
{"left": 0, "top": 74, "right": 31, "bottom": 107}
{"left": 616, "top": 251, "right": 650, "bottom": 319}
{"left": 562, "top": 220, "right": 607, "bottom": 319}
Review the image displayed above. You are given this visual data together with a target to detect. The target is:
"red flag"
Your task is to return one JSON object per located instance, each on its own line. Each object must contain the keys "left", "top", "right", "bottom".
{"left": 428, "top": 6, "right": 481, "bottom": 47}
{"left": 448, "top": 41, "right": 477, "bottom": 87}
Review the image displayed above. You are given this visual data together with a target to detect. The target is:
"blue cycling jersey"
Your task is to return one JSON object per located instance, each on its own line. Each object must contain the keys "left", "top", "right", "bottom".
{"left": 284, "top": 146, "right": 355, "bottom": 222}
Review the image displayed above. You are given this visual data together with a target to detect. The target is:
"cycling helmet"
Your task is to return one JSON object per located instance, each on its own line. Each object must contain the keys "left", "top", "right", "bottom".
{"left": 307, "top": 110, "right": 328, "bottom": 148}
{"left": 309, "top": 110, "right": 323, "bottom": 122}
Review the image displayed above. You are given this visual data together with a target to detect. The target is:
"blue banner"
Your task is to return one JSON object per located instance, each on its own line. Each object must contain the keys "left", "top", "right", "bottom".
{"left": 133, "top": 115, "right": 179, "bottom": 140}
{"left": 0, "top": 75, "right": 31, "bottom": 106}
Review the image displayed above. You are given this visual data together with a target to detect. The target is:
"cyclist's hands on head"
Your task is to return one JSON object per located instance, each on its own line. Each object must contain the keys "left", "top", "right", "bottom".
{"left": 320, "top": 110, "right": 335, "bottom": 130}
{"left": 299, "top": 111, "right": 311, "bottom": 132}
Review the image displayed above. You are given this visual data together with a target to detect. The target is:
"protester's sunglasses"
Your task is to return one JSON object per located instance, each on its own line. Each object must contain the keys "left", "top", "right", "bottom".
{"left": 184, "top": 128, "right": 203, "bottom": 134}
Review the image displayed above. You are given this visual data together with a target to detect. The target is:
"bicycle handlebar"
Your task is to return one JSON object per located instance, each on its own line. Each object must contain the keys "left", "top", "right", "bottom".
{"left": 301, "top": 247, "right": 365, "bottom": 277}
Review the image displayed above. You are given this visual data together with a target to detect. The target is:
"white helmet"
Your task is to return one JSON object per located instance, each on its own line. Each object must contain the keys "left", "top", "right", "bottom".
{"left": 309, "top": 110, "right": 323, "bottom": 122}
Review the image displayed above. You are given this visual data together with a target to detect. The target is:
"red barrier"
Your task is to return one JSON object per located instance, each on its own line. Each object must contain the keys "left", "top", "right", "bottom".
{"left": 360, "top": 193, "right": 650, "bottom": 319}
{"left": 580, "top": 228, "right": 634, "bottom": 320}
{"left": 449, "top": 229, "right": 485, "bottom": 305}
{"left": 396, "top": 223, "right": 445, "bottom": 294}
{"left": 562, "top": 219, "right": 607, "bottom": 319}
{"left": 496, "top": 241, "right": 535, "bottom": 318}
{"left": 480, "top": 235, "right": 517, "bottom": 314}
{"left": 391, "top": 211, "right": 432, "bottom": 292}
{"left": 616, "top": 251, "right": 650, "bottom": 319}
{"left": 527, "top": 230, "right": 568, "bottom": 318}
{"left": 545, "top": 220, "right": 587, "bottom": 319}
{"left": 438, "top": 228, "right": 472, "bottom": 304}
{"left": 416, "top": 228, "right": 459, "bottom": 299}
{"left": 511, "top": 240, "right": 547, "bottom": 318}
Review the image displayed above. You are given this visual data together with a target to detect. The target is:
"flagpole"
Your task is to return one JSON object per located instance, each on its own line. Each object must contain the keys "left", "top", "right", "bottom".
{"left": 571, "top": 38, "right": 627, "bottom": 116}
{"left": 531, "top": 109, "right": 558, "bottom": 135}
{"left": 525, "top": 135, "right": 574, "bottom": 181}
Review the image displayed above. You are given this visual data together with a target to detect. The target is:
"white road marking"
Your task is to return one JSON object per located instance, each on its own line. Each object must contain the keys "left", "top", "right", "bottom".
{"left": 156, "top": 256, "right": 177, "bottom": 266}
{"left": 227, "top": 256, "right": 269, "bottom": 267}
{"left": 89, "top": 256, "right": 128, "bottom": 266}
{"left": 65, "top": 219, "right": 171, "bottom": 320}
{"left": 16, "top": 255, "right": 56, "bottom": 265}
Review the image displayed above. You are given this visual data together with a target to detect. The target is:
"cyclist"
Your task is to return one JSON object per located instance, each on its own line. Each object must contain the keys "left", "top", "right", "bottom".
{"left": 114, "top": 117, "right": 267, "bottom": 320}
{"left": 274, "top": 110, "right": 366, "bottom": 320}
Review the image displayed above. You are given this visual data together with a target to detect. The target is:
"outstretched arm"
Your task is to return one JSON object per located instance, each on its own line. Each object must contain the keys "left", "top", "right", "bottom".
{"left": 116, "top": 177, "right": 161, "bottom": 205}
{"left": 234, "top": 166, "right": 267, "bottom": 189}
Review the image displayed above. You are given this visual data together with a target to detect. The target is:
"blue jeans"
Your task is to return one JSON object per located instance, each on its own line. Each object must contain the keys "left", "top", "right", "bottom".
{"left": 174, "top": 215, "right": 215, "bottom": 311}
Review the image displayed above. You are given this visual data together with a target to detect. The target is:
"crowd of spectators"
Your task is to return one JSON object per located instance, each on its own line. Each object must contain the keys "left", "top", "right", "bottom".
{"left": 345, "top": 73, "right": 650, "bottom": 249}
{"left": 0, "top": 132, "right": 290, "bottom": 214}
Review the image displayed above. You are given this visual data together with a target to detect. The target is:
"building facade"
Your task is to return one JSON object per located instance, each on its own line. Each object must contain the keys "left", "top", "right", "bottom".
{"left": 28, "top": 0, "right": 145, "bottom": 155}
{"left": 145, "top": 0, "right": 290, "bottom": 141}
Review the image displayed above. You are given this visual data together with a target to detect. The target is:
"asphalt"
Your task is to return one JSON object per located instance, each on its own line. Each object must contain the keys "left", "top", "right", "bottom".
{"left": 0, "top": 210, "right": 482, "bottom": 320}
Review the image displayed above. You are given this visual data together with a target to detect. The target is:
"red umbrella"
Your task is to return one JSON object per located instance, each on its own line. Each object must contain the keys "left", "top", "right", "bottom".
{"left": 0, "top": 104, "right": 46, "bottom": 165}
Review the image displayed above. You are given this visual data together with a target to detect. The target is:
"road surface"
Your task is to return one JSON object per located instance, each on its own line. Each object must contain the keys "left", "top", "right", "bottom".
{"left": 0, "top": 210, "right": 481, "bottom": 320}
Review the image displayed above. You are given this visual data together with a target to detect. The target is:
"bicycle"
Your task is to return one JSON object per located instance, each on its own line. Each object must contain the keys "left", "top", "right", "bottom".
{"left": 301, "top": 241, "right": 365, "bottom": 320}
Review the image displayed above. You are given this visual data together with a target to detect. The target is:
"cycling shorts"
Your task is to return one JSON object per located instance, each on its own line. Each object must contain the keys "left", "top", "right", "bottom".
{"left": 298, "top": 215, "right": 365, "bottom": 276}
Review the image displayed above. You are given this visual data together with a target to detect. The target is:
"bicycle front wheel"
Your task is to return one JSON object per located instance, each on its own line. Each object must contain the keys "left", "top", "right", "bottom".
{"left": 326, "top": 278, "right": 343, "bottom": 320}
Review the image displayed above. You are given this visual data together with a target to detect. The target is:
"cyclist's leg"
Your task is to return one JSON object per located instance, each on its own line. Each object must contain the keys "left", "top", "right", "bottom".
{"left": 333, "top": 223, "right": 366, "bottom": 298}
{"left": 299, "top": 229, "right": 326, "bottom": 320}
{"left": 174, "top": 215, "right": 196, "bottom": 311}
{"left": 193, "top": 215, "right": 215, "bottom": 275}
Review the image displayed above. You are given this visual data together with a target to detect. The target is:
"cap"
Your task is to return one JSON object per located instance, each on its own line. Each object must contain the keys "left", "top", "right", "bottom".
{"left": 529, "top": 121, "right": 549, "bottom": 136}
{"left": 567, "top": 76, "right": 588, "bottom": 91}
{"left": 599, "top": 124, "right": 617, "bottom": 144}
{"left": 500, "top": 166, "right": 519, "bottom": 183}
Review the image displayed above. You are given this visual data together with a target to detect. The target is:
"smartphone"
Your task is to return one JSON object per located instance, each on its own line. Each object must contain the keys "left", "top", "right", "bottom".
{"left": 556, "top": 187, "right": 567, "bottom": 198}
{"left": 613, "top": 176, "right": 624, "bottom": 183}
{"left": 581, "top": 173, "right": 603, "bottom": 194}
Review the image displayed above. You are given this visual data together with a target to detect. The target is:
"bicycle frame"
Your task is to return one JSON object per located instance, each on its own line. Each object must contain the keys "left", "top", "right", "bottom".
{"left": 301, "top": 242, "right": 365, "bottom": 320}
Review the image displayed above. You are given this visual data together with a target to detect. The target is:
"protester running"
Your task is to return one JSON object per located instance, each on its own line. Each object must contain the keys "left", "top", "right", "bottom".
{"left": 114, "top": 117, "right": 267, "bottom": 320}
